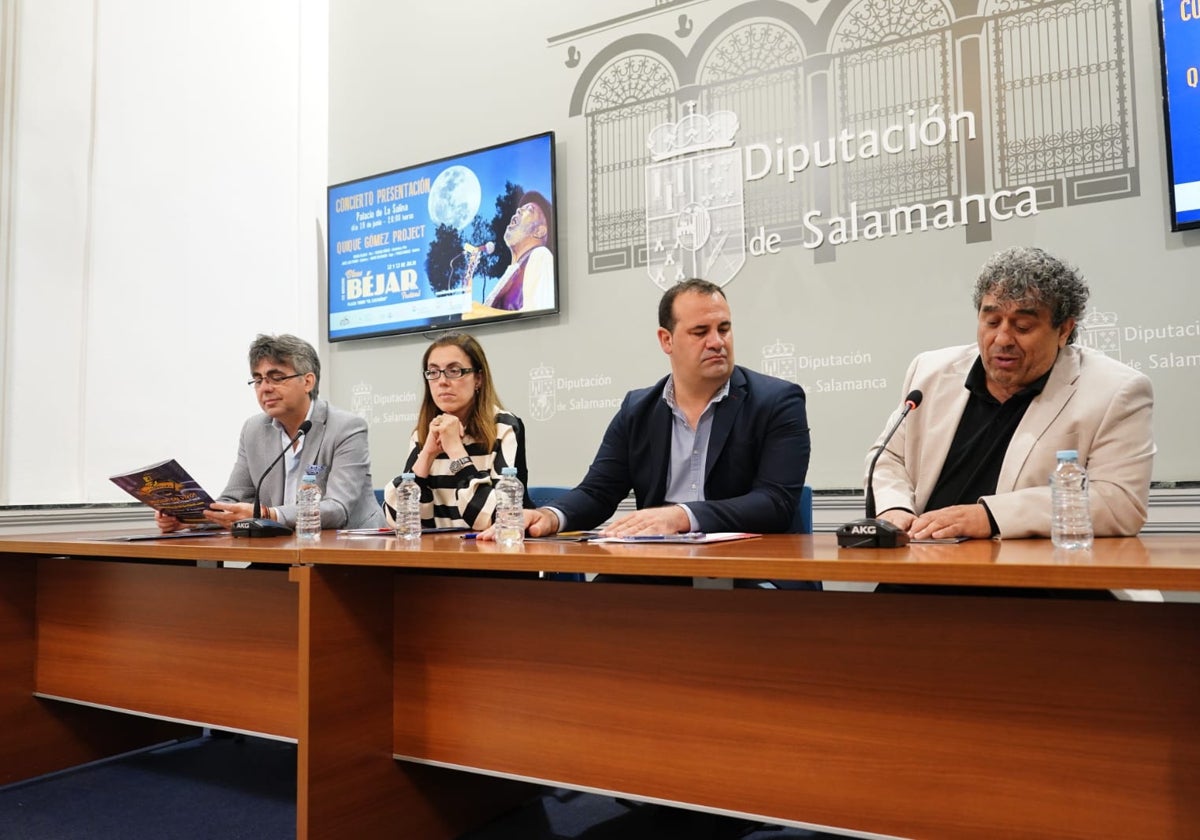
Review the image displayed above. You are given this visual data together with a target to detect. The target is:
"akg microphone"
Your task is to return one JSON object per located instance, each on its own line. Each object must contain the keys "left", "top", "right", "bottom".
{"left": 463, "top": 241, "right": 495, "bottom": 255}
{"left": 837, "top": 390, "right": 923, "bottom": 548}
{"left": 231, "top": 419, "right": 313, "bottom": 538}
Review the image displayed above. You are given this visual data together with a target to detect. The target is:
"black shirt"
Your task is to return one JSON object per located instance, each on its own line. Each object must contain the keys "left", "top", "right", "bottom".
{"left": 923, "top": 356, "right": 1052, "bottom": 526}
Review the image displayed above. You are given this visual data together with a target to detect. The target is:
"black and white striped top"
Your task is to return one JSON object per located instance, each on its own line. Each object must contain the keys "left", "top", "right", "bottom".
{"left": 383, "top": 410, "right": 529, "bottom": 530}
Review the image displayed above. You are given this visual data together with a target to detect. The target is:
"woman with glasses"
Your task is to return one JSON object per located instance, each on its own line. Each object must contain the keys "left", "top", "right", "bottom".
{"left": 383, "top": 333, "right": 531, "bottom": 530}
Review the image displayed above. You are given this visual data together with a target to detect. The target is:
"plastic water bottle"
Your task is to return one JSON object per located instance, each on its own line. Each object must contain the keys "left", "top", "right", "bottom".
{"left": 394, "top": 472, "right": 422, "bottom": 543}
{"left": 1050, "top": 450, "right": 1093, "bottom": 550}
{"left": 295, "top": 465, "right": 322, "bottom": 540}
{"left": 494, "top": 467, "right": 525, "bottom": 549}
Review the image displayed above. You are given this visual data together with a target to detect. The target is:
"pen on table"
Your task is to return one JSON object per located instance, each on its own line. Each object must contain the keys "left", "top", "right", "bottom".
{"left": 461, "top": 532, "right": 481, "bottom": 540}
{"left": 335, "top": 527, "right": 394, "bottom": 535}
{"left": 617, "top": 532, "right": 705, "bottom": 541}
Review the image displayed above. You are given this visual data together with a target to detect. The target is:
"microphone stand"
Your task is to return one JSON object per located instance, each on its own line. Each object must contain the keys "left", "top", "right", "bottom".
{"left": 837, "top": 395, "right": 920, "bottom": 549}
{"left": 231, "top": 420, "right": 312, "bottom": 538}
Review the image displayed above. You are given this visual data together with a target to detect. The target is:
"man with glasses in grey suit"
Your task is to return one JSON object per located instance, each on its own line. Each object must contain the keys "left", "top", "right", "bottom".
{"left": 156, "top": 333, "right": 384, "bottom": 533}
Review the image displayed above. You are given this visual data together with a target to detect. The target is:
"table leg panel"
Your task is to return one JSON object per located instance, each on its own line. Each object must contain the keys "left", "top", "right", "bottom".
{"left": 298, "top": 565, "right": 535, "bottom": 840}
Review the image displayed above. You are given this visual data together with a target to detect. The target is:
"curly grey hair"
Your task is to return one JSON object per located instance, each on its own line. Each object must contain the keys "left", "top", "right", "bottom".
{"left": 248, "top": 334, "right": 321, "bottom": 399}
{"left": 972, "top": 246, "right": 1089, "bottom": 344}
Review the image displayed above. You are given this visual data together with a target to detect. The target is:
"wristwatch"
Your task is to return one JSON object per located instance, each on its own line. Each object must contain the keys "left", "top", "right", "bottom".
{"left": 448, "top": 455, "right": 473, "bottom": 475}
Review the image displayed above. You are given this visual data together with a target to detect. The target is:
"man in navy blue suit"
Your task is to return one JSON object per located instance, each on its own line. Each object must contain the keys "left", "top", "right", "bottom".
{"left": 508, "top": 278, "right": 811, "bottom": 539}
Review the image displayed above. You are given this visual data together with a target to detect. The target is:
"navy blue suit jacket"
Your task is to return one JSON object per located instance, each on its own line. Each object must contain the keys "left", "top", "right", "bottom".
{"left": 553, "top": 366, "right": 810, "bottom": 533}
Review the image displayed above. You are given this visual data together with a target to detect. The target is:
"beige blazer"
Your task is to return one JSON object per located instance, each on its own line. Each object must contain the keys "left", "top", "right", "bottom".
{"left": 868, "top": 344, "right": 1155, "bottom": 538}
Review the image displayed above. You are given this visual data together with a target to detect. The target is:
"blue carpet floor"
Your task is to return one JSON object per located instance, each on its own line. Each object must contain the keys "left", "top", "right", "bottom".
{"left": 0, "top": 736, "right": 294, "bottom": 840}
{"left": 0, "top": 735, "right": 850, "bottom": 840}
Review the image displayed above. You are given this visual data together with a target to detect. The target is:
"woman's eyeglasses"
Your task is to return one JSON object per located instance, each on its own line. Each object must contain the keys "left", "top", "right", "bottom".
{"left": 423, "top": 366, "right": 477, "bottom": 381}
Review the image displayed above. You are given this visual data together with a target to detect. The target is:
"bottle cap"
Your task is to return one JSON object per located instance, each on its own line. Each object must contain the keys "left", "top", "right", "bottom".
{"left": 501, "top": 467, "right": 518, "bottom": 477}
{"left": 401, "top": 472, "right": 416, "bottom": 481}
{"left": 1055, "top": 450, "right": 1079, "bottom": 461}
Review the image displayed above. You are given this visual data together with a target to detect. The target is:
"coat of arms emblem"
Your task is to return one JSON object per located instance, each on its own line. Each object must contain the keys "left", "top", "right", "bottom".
{"left": 645, "top": 104, "right": 745, "bottom": 291}
{"left": 528, "top": 364, "right": 556, "bottom": 422}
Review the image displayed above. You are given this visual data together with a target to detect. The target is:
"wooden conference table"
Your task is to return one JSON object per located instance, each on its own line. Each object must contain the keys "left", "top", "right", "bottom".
{"left": 2, "top": 530, "right": 1199, "bottom": 839}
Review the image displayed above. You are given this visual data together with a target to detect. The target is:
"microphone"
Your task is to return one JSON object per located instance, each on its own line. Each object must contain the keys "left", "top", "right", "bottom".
{"left": 463, "top": 241, "right": 494, "bottom": 255}
{"left": 231, "top": 419, "right": 313, "bottom": 538}
{"left": 837, "top": 390, "right": 923, "bottom": 548}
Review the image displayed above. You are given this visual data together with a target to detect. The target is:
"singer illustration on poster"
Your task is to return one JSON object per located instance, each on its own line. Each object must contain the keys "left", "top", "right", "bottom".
{"left": 479, "top": 190, "right": 555, "bottom": 314}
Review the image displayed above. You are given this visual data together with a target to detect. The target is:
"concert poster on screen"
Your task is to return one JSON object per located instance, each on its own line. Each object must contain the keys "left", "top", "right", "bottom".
{"left": 109, "top": 459, "right": 217, "bottom": 524}
{"left": 326, "top": 131, "right": 558, "bottom": 341}
{"left": 1159, "top": 0, "right": 1200, "bottom": 230}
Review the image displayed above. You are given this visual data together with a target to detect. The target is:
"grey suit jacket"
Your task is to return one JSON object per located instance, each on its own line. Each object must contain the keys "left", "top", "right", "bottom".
{"left": 869, "top": 344, "right": 1155, "bottom": 538}
{"left": 218, "top": 398, "right": 385, "bottom": 530}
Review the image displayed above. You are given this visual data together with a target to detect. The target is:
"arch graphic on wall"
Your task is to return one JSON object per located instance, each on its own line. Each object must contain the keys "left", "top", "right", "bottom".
{"left": 552, "top": 0, "right": 1139, "bottom": 274}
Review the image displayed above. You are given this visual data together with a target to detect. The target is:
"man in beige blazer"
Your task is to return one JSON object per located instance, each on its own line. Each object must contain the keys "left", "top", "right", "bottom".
{"left": 868, "top": 246, "right": 1155, "bottom": 541}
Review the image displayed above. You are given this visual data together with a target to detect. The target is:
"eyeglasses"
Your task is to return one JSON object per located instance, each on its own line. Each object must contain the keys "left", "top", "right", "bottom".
{"left": 248, "top": 372, "right": 305, "bottom": 388}
{"left": 423, "top": 366, "right": 478, "bottom": 381}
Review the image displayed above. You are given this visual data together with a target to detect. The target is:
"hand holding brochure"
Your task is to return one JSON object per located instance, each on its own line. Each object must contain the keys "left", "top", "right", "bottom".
{"left": 109, "top": 459, "right": 216, "bottom": 524}
{"left": 589, "top": 532, "right": 760, "bottom": 544}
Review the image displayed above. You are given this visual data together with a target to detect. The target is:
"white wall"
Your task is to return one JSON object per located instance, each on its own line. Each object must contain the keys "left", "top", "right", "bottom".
{"left": 0, "top": 0, "right": 328, "bottom": 505}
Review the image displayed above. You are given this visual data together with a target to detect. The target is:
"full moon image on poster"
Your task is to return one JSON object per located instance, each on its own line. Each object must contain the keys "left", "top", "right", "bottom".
{"left": 428, "top": 165, "right": 482, "bottom": 230}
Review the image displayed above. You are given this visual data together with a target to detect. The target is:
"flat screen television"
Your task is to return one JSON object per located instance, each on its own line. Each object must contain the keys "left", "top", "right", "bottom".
{"left": 327, "top": 131, "right": 559, "bottom": 341}
{"left": 1157, "top": 1, "right": 1200, "bottom": 231}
